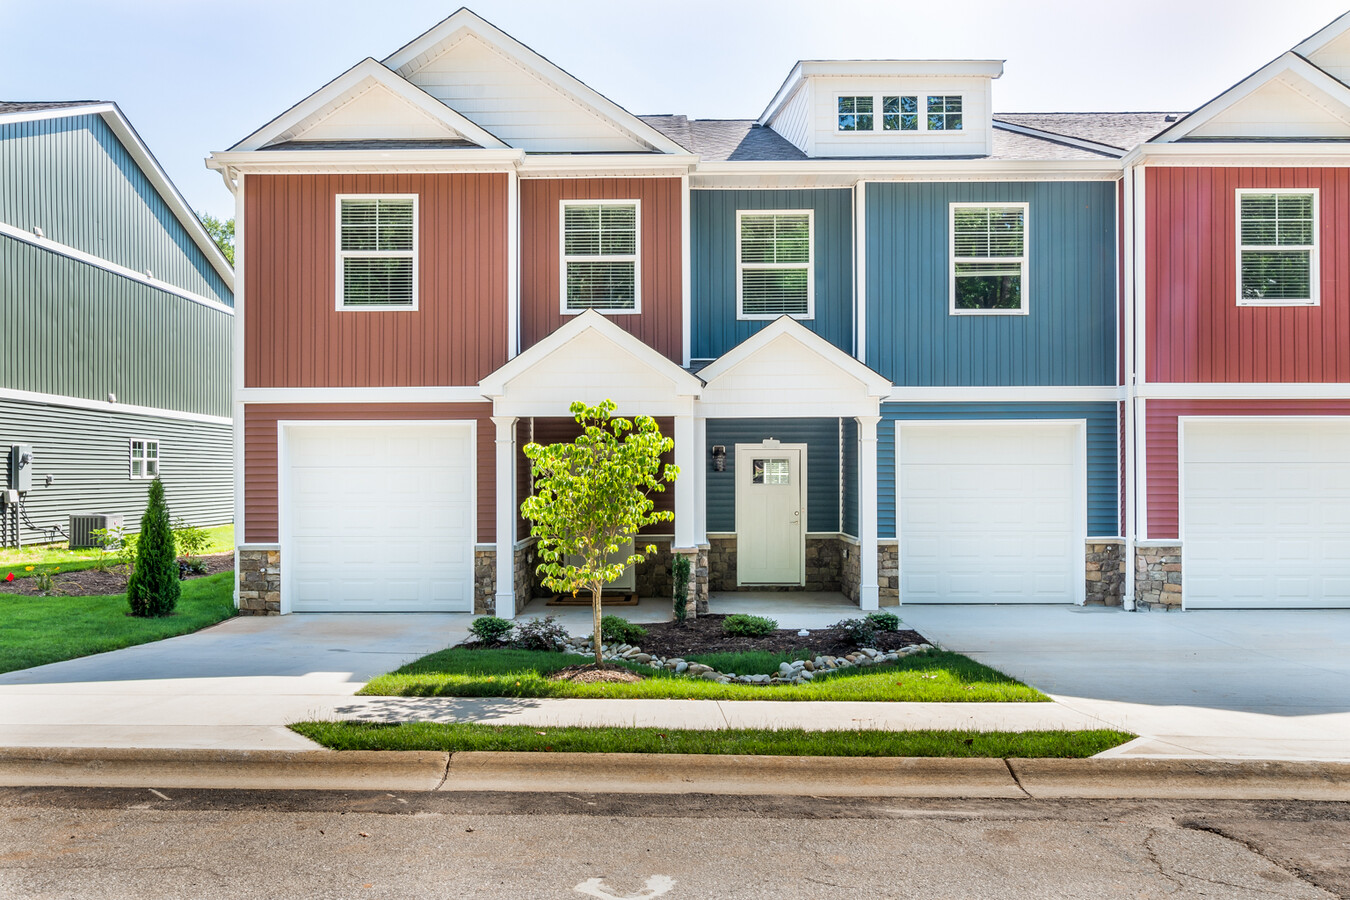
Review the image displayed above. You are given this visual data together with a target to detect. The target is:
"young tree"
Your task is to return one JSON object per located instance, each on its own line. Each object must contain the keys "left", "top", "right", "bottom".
{"left": 127, "top": 478, "right": 180, "bottom": 617}
{"left": 522, "top": 400, "right": 678, "bottom": 666}
{"left": 198, "top": 211, "right": 235, "bottom": 266}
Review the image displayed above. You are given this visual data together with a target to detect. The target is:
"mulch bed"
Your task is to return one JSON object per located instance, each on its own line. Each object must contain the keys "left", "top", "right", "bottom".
{"left": 548, "top": 662, "right": 646, "bottom": 684}
{"left": 634, "top": 614, "right": 928, "bottom": 659}
{"left": 0, "top": 552, "right": 235, "bottom": 597}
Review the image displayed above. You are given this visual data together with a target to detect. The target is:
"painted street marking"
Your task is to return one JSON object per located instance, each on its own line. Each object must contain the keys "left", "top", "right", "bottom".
{"left": 574, "top": 875, "right": 675, "bottom": 899}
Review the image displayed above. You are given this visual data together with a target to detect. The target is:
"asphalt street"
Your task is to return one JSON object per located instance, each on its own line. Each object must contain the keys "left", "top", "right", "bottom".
{"left": 0, "top": 789, "right": 1346, "bottom": 899}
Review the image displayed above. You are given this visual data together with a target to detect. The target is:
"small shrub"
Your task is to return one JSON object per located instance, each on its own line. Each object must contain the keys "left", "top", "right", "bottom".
{"left": 600, "top": 615, "right": 647, "bottom": 645}
{"left": 178, "top": 558, "right": 209, "bottom": 579}
{"left": 33, "top": 570, "right": 54, "bottom": 593}
{"left": 722, "top": 614, "right": 777, "bottom": 637}
{"left": 172, "top": 518, "right": 210, "bottom": 560}
{"left": 671, "top": 554, "right": 691, "bottom": 625}
{"left": 468, "top": 616, "right": 515, "bottom": 644}
{"left": 832, "top": 617, "right": 877, "bottom": 647}
{"left": 513, "top": 616, "right": 569, "bottom": 651}
{"left": 127, "top": 478, "right": 180, "bottom": 618}
{"left": 865, "top": 611, "right": 901, "bottom": 632}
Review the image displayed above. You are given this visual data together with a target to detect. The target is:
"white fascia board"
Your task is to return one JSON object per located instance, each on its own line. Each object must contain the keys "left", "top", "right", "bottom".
{"left": 1140, "top": 382, "right": 1350, "bottom": 400}
{"left": 1292, "top": 11, "right": 1350, "bottom": 59}
{"left": 1122, "top": 141, "right": 1350, "bottom": 167}
{"left": 0, "top": 387, "right": 232, "bottom": 426}
{"left": 9, "top": 103, "right": 239, "bottom": 290}
{"left": 381, "top": 9, "right": 687, "bottom": 156}
{"left": 883, "top": 386, "right": 1124, "bottom": 403}
{"left": 758, "top": 63, "right": 805, "bottom": 126}
{"left": 228, "top": 57, "right": 509, "bottom": 152}
{"left": 207, "top": 148, "right": 525, "bottom": 175}
{"left": 478, "top": 309, "right": 703, "bottom": 397}
{"left": 691, "top": 158, "right": 1122, "bottom": 188}
{"left": 517, "top": 154, "right": 698, "bottom": 178}
{"left": 1152, "top": 53, "right": 1350, "bottom": 143}
{"left": 993, "top": 121, "right": 1126, "bottom": 157}
{"left": 699, "top": 316, "right": 891, "bottom": 396}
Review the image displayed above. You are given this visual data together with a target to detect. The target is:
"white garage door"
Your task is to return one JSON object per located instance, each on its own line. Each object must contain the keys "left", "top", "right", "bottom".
{"left": 899, "top": 422, "right": 1084, "bottom": 604}
{"left": 1182, "top": 418, "right": 1350, "bottom": 609}
{"left": 284, "top": 423, "right": 476, "bottom": 612}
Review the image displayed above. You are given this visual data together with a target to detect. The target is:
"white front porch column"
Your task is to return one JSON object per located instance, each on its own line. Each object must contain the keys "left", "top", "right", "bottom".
{"left": 857, "top": 415, "right": 881, "bottom": 610}
{"left": 492, "top": 415, "right": 518, "bottom": 618}
{"left": 692, "top": 415, "right": 707, "bottom": 546}
{"left": 673, "top": 410, "right": 697, "bottom": 550}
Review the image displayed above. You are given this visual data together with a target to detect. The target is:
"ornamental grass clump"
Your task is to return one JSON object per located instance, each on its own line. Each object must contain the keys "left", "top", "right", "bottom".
{"left": 126, "top": 478, "right": 180, "bottom": 617}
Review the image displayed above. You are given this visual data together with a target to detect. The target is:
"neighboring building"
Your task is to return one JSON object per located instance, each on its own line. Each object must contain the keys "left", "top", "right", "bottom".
{"left": 208, "top": 8, "right": 1349, "bottom": 616}
{"left": 1, "top": 102, "right": 234, "bottom": 546}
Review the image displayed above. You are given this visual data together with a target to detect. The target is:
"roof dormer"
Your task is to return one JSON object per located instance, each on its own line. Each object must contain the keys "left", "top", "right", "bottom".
{"left": 758, "top": 60, "right": 1004, "bottom": 159}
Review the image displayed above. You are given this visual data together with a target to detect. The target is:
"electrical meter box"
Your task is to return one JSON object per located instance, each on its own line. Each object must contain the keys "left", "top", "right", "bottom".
{"left": 8, "top": 445, "right": 32, "bottom": 493}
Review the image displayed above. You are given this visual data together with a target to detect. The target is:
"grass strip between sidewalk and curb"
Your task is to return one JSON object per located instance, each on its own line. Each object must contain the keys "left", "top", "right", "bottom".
{"left": 290, "top": 722, "right": 1132, "bottom": 758}
{"left": 0, "top": 572, "right": 235, "bottom": 674}
{"left": 358, "top": 648, "right": 1048, "bottom": 702}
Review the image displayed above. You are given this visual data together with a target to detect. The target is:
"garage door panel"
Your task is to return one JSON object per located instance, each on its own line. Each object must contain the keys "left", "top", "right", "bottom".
{"left": 1183, "top": 418, "right": 1350, "bottom": 608}
{"left": 285, "top": 423, "right": 476, "bottom": 613}
{"left": 899, "top": 422, "right": 1082, "bottom": 604}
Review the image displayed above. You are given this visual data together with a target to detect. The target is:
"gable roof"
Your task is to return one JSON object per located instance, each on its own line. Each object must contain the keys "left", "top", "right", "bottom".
{"left": 698, "top": 316, "right": 890, "bottom": 396}
{"left": 230, "top": 57, "right": 507, "bottom": 152}
{"left": 0, "top": 101, "right": 234, "bottom": 289}
{"left": 382, "top": 8, "right": 689, "bottom": 155}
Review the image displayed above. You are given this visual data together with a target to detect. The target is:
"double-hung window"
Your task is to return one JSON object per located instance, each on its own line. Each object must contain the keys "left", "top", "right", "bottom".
{"left": 737, "top": 210, "right": 814, "bottom": 319}
{"left": 129, "top": 439, "right": 159, "bottom": 479}
{"left": 561, "top": 200, "right": 639, "bottom": 313}
{"left": 951, "top": 203, "right": 1028, "bottom": 314}
{"left": 336, "top": 195, "right": 417, "bottom": 309}
{"left": 1237, "top": 189, "right": 1318, "bottom": 305}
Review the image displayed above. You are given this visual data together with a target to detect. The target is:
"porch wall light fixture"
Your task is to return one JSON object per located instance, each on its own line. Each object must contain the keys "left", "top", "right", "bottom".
{"left": 711, "top": 445, "right": 726, "bottom": 472}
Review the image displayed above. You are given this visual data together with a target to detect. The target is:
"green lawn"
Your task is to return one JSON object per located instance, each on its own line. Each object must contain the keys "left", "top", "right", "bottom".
{"left": 0, "top": 572, "right": 236, "bottom": 674}
{"left": 0, "top": 524, "right": 234, "bottom": 578}
{"left": 683, "top": 649, "right": 815, "bottom": 674}
{"left": 291, "top": 721, "right": 1131, "bottom": 758}
{"left": 358, "top": 647, "right": 1048, "bottom": 702}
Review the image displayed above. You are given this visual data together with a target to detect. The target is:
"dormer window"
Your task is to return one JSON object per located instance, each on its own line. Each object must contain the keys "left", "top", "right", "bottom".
{"left": 836, "top": 94, "right": 963, "bottom": 133}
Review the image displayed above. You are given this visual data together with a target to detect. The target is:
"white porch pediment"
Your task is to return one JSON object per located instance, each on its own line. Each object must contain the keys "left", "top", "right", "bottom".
{"left": 697, "top": 317, "right": 891, "bottom": 419}
{"left": 480, "top": 310, "right": 703, "bottom": 418}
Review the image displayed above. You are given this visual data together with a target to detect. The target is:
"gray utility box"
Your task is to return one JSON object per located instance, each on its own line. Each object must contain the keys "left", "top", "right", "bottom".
{"left": 68, "top": 513, "right": 125, "bottom": 550}
{"left": 8, "top": 445, "right": 32, "bottom": 493}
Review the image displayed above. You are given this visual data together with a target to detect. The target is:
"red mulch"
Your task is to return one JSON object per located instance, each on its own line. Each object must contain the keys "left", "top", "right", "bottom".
{"left": 0, "top": 552, "right": 234, "bottom": 597}
{"left": 634, "top": 614, "right": 928, "bottom": 659}
{"left": 548, "top": 663, "right": 647, "bottom": 684}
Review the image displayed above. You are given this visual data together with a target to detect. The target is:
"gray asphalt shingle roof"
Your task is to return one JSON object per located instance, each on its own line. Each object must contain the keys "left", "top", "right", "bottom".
{"left": 0, "top": 101, "right": 106, "bottom": 115}
{"left": 994, "top": 113, "right": 1182, "bottom": 150}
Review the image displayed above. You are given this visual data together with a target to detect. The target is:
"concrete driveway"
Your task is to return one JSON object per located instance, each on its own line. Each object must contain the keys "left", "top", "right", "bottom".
{"left": 0, "top": 614, "right": 472, "bottom": 750}
{"left": 896, "top": 605, "right": 1350, "bottom": 761}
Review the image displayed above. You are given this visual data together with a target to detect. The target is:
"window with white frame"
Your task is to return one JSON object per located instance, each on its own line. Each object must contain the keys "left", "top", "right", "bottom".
{"left": 336, "top": 195, "right": 417, "bottom": 309}
{"left": 951, "top": 203, "right": 1027, "bottom": 314}
{"left": 129, "top": 439, "right": 159, "bottom": 479}
{"left": 1237, "top": 190, "right": 1318, "bottom": 305}
{"left": 561, "top": 201, "right": 639, "bottom": 313}
{"left": 837, "top": 94, "right": 960, "bottom": 133}
{"left": 737, "top": 210, "right": 814, "bottom": 318}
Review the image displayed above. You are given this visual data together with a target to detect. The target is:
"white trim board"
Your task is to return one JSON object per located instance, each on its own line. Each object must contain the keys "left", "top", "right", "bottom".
{"left": 0, "top": 387, "right": 232, "bottom": 426}
{"left": 237, "top": 387, "right": 488, "bottom": 404}
{"left": 884, "top": 386, "right": 1123, "bottom": 403}
{"left": 334, "top": 193, "right": 420, "bottom": 311}
{"left": 1139, "top": 383, "right": 1350, "bottom": 400}
{"left": 0, "top": 222, "right": 233, "bottom": 314}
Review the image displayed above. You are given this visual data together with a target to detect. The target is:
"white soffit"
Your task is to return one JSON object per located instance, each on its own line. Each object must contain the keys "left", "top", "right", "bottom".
{"left": 230, "top": 58, "right": 508, "bottom": 151}
{"left": 1156, "top": 53, "right": 1350, "bottom": 142}
{"left": 382, "top": 9, "right": 688, "bottom": 155}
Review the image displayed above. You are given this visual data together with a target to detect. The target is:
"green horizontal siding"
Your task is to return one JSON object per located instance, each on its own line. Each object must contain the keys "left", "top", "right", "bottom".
{"left": 1, "top": 236, "right": 231, "bottom": 418}
{"left": 0, "top": 114, "right": 231, "bottom": 305}
{"left": 706, "top": 418, "right": 844, "bottom": 533}
{"left": 1, "top": 397, "right": 232, "bottom": 545}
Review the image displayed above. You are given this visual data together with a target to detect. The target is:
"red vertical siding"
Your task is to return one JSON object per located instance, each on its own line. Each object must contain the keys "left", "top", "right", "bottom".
{"left": 243, "top": 403, "right": 496, "bottom": 543}
{"left": 244, "top": 173, "right": 508, "bottom": 388}
{"left": 1146, "top": 167, "right": 1350, "bottom": 383}
{"left": 520, "top": 178, "right": 683, "bottom": 362}
{"left": 1144, "top": 400, "right": 1350, "bottom": 538}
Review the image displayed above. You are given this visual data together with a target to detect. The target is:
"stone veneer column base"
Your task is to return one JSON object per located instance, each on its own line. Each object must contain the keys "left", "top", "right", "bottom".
{"left": 1134, "top": 543, "right": 1182, "bottom": 610}
{"left": 237, "top": 548, "right": 281, "bottom": 616}
{"left": 473, "top": 549, "right": 496, "bottom": 615}
{"left": 877, "top": 541, "right": 899, "bottom": 605}
{"left": 839, "top": 538, "right": 861, "bottom": 604}
{"left": 1085, "top": 540, "right": 1126, "bottom": 606}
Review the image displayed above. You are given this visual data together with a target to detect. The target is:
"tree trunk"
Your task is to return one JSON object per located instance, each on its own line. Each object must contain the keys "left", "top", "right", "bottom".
{"left": 591, "top": 583, "right": 604, "bottom": 667}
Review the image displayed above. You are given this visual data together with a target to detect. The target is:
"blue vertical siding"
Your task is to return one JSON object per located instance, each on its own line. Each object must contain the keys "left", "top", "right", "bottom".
{"left": 705, "top": 418, "right": 843, "bottom": 533}
{"left": 865, "top": 181, "right": 1115, "bottom": 386}
{"left": 0, "top": 114, "right": 231, "bottom": 304}
{"left": 878, "top": 403, "right": 1120, "bottom": 538}
{"left": 842, "top": 416, "right": 859, "bottom": 536}
{"left": 691, "top": 189, "right": 853, "bottom": 360}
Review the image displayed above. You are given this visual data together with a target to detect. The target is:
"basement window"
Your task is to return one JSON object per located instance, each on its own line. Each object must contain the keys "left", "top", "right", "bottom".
{"left": 336, "top": 195, "right": 417, "bottom": 310}
{"left": 561, "top": 200, "right": 640, "bottom": 313}
{"left": 1237, "top": 189, "right": 1318, "bottom": 305}
{"left": 951, "top": 203, "right": 1028, "bottom": 315}
{"left": 737, "top": 210, "right": 814, "bottom": 319}
{"left": 130, "top": 440, "right": 159, "bottom": 479}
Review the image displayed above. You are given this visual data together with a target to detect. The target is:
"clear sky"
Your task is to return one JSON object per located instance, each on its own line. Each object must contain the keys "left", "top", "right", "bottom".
{"left": 3, "top": 0, "right": 1346, "bottom": 221}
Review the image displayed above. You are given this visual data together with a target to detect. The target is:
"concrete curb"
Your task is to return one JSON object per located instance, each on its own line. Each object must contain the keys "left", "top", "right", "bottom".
{"left": 0, "top": 748, "right": 450, "bottom": 792}
{"left": 1, "top": 749, "right": 1348, "bottom": 800}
